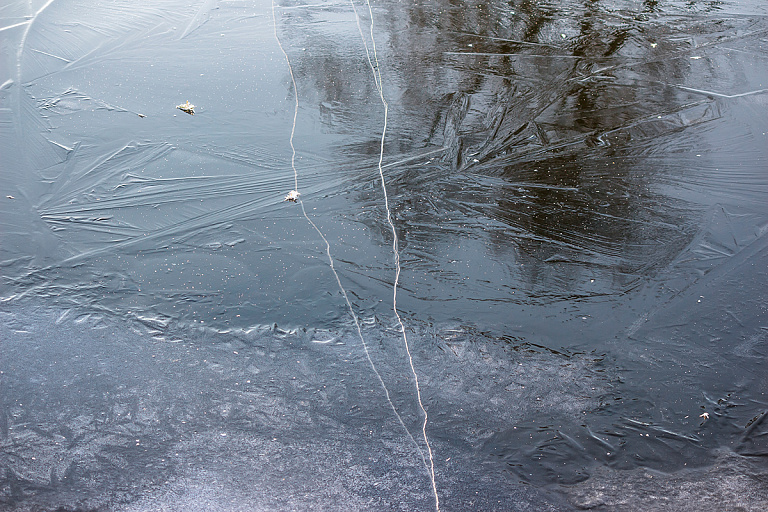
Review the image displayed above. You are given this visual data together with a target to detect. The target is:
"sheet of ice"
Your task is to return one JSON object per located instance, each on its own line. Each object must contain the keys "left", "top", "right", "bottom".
{"left": 2, "top": 0, "right": 767, "bottom": 509}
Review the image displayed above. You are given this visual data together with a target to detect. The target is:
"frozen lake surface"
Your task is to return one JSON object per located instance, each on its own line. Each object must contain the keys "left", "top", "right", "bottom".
{"left": 1, "top": 0, "right": 767, "bottom": 510}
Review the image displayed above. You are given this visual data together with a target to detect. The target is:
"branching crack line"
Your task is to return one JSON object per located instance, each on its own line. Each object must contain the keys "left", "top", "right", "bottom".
{"left": 270, "top": 5, "right": 438, "bottom": 509}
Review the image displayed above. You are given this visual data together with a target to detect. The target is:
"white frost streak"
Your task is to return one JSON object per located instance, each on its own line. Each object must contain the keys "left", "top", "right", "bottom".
{"left": 270, "top": 6, "right": 438, "bottom": 509}
{"left": 31, "top": 48, "right": 71, "bottom": 63}
{"left": 671, "top": 83, "right": 768, "bottom": 98}
{"left": 17, "top": 0, "right": 57, "bottom": 83}
{"left": 0, "top": 21, "right": 31, "bottom": 33}
{"left": 179, "top": 0, "right": 218, "bottom": 40}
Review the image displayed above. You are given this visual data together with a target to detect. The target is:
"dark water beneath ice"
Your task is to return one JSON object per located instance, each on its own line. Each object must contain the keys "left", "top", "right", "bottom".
{"left": 1, "top": 0, "right": 767, "bottom": 510}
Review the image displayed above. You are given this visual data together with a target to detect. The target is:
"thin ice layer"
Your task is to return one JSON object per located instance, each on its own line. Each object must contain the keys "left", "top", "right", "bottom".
{"left": 1, "top": 0, "right": 768, "bottom": 510}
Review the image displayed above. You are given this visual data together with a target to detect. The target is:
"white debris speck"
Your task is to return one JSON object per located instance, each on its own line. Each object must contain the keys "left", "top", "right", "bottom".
{"left": 176, "top": 100, "right": 195, "bottom": 115}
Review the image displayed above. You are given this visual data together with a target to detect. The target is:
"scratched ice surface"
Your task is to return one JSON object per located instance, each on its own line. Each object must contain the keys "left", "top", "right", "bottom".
{"left": 1, "top": 0, "right": 768, "bottom": 510}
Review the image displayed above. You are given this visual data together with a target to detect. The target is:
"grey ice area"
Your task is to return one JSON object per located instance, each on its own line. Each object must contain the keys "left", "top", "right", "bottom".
{"left": 2, "top": 0, "right": 768, "bottom": 510}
